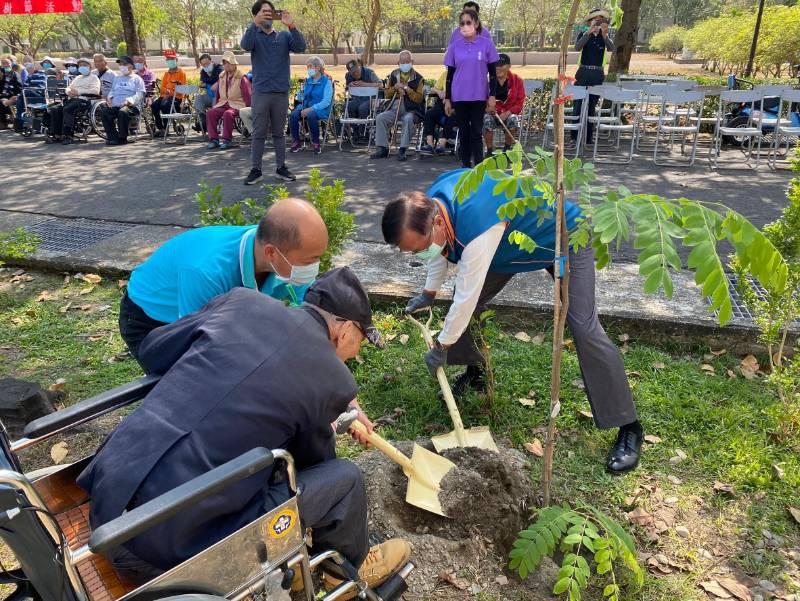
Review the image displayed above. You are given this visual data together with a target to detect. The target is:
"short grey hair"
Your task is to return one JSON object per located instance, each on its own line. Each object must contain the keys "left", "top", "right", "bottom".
{"left": 398, "top": 50, "right": 412, "bottom": 62}
{"left": 93, "top": 53, "right": 107, "bottom": 61}
{"left": 306, "top": 55, "right": 325, "bottom": 71}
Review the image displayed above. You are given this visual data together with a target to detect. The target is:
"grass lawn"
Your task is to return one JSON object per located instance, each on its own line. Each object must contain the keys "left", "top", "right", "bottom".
{"left": 0, "top": 268, "right": 798, "bottom": 600}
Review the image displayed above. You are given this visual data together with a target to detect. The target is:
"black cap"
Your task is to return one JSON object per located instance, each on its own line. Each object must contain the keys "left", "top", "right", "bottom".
{"left": 345, "top": 59, "right": 359, "bottom": 73}
{"left": 497, "top": 53, "right": 511, "bottom": 66}
{"left": 116, "top": 55, "right": 135, "bottom": 66}
{"left": 305, "top": 267, "right": 383, "bottom": 347}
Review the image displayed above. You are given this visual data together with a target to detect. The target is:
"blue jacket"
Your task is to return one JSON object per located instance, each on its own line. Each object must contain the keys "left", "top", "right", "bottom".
{"left": 200, "top": 63, "right": 223, "bottom": 101}
{"left": 299, "top": 74, "right": 333, "bottom": 119}
{"left": 426, "top": 169, "right": 583, "bottom": 273}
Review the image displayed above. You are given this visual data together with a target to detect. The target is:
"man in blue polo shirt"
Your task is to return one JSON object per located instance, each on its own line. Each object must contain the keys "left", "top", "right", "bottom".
{"left": 119, "top": 197, "right": 328, "bottom": 368}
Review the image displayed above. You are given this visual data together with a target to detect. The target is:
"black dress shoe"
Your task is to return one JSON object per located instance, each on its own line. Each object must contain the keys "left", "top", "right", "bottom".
{"left": 439, "top": 365, "right": 486, "bottom": 400}
{"left": 606, "top": 422, "right": 643, "bottom": 474}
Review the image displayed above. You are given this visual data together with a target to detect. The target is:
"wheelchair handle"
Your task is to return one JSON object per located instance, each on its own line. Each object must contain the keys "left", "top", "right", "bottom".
{"left": 84, "top": 447, "right": 280, "bottom": 558}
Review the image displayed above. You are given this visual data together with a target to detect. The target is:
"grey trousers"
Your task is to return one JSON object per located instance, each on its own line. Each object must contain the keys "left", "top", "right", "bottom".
{"left": 251, "top": 91, "right": 289, "bottom": 171}
{"left": 375, "top": 100, "right": 419, "bottom": 149}
{"left": 265, "top": 458, "right": 369, "bottom": 568}
{"left": 447, "top": 244, "right": 637, "bottom": 429}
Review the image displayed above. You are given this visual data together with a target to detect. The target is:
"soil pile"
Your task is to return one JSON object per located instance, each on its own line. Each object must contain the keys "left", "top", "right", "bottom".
{"left": 353, "top": 442, "right": 557, "bottom": 600}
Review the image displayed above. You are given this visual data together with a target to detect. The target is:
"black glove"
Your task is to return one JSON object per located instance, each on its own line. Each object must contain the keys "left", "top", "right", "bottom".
{"left": 425, "top": 345, "right": 448, "bottom": 377}
{"left": 405, "top": 292, "right": 434, "bottom": 314}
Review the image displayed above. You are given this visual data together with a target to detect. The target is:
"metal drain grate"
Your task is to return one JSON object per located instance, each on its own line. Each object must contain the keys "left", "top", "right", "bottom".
{"left": 707, "top": 274, "right": 766, "bottom": 321}
{"left": 25, "top": 218, "right": 136, "bottom": 254}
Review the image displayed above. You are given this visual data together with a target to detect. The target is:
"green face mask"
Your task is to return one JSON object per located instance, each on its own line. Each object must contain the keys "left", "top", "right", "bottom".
{"left": 414, "top": 241, "right": 444, "bottom": 261}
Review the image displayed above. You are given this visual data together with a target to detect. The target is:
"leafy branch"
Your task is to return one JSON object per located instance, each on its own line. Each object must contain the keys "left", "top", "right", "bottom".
{"left": 509, "top": 504, "right": 644, "bottom": 601}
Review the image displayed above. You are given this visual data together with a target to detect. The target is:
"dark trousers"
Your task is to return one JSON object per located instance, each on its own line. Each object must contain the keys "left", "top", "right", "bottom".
{"left": 46, "top": 98, "right": 90, "bottom": 136}
{"left": 423, "top": 102, "right": 455, "bottom": 140}
{"left": 573, "top": 66, "right": 605, "bottom": 142}
{"left": 347, "top": 97, "right": 371, "bottom": 119}
{"left": 111, "top": 458, "right": 369, "bottom": 585}
{"left": 446, "top": 244, "right": 637, "bottom": 429}
{"left": 100, "top": 104, "right": 140, "bottom": 142}
{"left": 454, "top": 100, "right": 486, "bottom": 168}
{"left": 0, "top": 100, "right": 12, "bottom": 125}
{"left": 151, "top": 96, "right": 176, "bottom": 130}
{"left": 118, "top": 292, "right": 167, "bottom": 370}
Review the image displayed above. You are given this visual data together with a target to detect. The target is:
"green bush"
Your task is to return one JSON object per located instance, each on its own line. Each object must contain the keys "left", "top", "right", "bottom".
{"left": 116, "top": 41, "right": 127, "bottom": 58}
{"left": 649, "top": 26, "right": 687, "bottom": 58}
{"left": 195, "top": 168, "right": 355, "bottom": 273}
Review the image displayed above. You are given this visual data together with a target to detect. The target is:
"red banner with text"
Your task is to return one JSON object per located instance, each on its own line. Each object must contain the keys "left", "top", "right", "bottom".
{"left": 2, "top": 0, "right": 82, "bottom": 14}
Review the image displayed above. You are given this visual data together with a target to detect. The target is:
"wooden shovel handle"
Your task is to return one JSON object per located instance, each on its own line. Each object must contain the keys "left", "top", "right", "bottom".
{"left": 407, "top": 312, "right": 468, "bottom": 447}
{"left": 350, "top": 421, "right": 413, "bottom": 471}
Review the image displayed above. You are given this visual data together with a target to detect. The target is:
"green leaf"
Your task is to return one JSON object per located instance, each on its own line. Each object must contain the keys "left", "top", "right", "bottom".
{"left": 562, "top": 533, "right": 582, "bottom": 545}
{"left": 553, "top": 577, "right": 571, "bottom": 595}
{"left": 603, "top": 584, "right": 618, "bottom": 597}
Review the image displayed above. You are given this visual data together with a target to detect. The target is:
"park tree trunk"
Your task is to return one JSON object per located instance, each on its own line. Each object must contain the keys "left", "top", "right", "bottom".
{"left": 608, "top": 0, "right": 641, "bottom": 74}
{"left": 118, "top": 0, "right": 141, "bottom": 56}
{"left": 538, "top": 26, "right": 546, "bottom": 49}
{"left": 360, "top": 0, "right": 380, "bottom": 64}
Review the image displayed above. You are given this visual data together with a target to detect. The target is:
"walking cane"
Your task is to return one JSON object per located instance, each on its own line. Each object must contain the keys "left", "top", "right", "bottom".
{"left": 388, "top": 95, "right": 402, "bottom": 153}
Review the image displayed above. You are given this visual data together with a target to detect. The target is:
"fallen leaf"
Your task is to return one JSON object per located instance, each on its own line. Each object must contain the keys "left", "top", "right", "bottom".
{"left": 618, "top": 333, "right": 630, "bottom": 342}
{"left": 87, "top": 335, "right": 105, "bottom": 342}
{"left": 550, "top": 400, "right": 561, "bottom": 419}
{"left": 495, "top": 575, "right": 508, "bottom": 586}
{"left": 563, "top": 338, "right": 575, "bottom": 351}
{"left": 48, "top": 378, "right": 67, "bottom": 392}
{"left": 118, "top": 279, "right": 128, "bottom": 289}
{"left": 626, "top": 370, "right": 642, "bottom": 379}
{"left": 644, "top": 434, "right": 662, "bottom": 444}
{"left": 517, "top": 397, "right": 536, "bottom": 407}
{"left": 716, "top": 577, "right": 752, "bottom": 601}
{"left": 699, "top": 580, "right": 733, "bottom": 599}
{"left": 653, "top": 361, "right": 666, "bottom": 370}
{"left": 524, "top": 439, "right": 544, "bottom": 457}
{"left": 626, "top": 507, "right": 653, "bottom": 526}
{"left": 740, "top": 355, "right": 759, "bottom": 379}
{"left": 571, "top": 378, "right": 586, "bottom": 390}
{"left": 701, "top": 364, "right": 716, "bottom": 374}
{"left": 772, "top": 464, "right": 785, "bottom": 481}
{"left": 713, "top": 480, "right": 735, "bottom": 497}
{"left": 398, "top": 334, "right": 409, "bottom": 345}
{"left": 37, "top": 290, "right": 56, "bottom": 302}
{"left": 63, "top": 275, "right": 71, "bottom": 286}
{"left": 710, "top": 348, "right": 727, "bottom": 356}
{"left": 789, "top": 506, "right": 800, "bottom": 524}
{"left": 59, "top": 302, "right": 72, "bottom": 313}
{"left": 354, "top": 354, "right": 364, "bottom": 364}
{"left": 11, "top": 317, "right": 23, "bottom": 326}
{"left": 79, "top": 273, "right": 102, "bottom": 284}
{"left": 531, "top": 333, "right": 546, "bottom": 345}
{"left": 75, "top": 304, "right": 94, "bottom": 311}
{"left": 674, "top": 448, "right": 687, "bottom": 459}
{"left": 726, "top": 369, "right": 737, "bottom": 379}
{"left": 79, "top": 286, "right": 95, "bottom": 295}
{"left": 438, "top": 571, "right": 469, "bottom": 590}
{"left": 620, "top": 342, "right": 630, "bottom": 354}
{"left": 385, "top": 333, "right": 397, "bottom": 341}
{"left": 577, "top": 409, "right": 593, "bottom": 420}
{"left": 514, "top": 331, "right": 531, "bottom": 343}
{"left": 50, "top": 441, "right": 69, "bottom": 464}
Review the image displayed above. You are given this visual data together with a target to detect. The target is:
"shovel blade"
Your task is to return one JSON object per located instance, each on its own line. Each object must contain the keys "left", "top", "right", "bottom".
{"left": 404, "top": 443, "right": 457, "bottom": 517}
{"left": 431, "top": 426, "right": 499, "bottom": 453}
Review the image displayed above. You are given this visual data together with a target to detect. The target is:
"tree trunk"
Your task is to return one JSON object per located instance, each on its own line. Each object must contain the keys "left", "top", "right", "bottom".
{"left": 361, "top": 0, "right": 380, "bottom": 65}
{"left": 118, "top": 0, "right": 141, "bottom": 55}
{"left": 608, "top": 0, "right": 641, "bottom": 74}
{"left": 329, "top": 33, "right": 340, "bottom": 65}
{"left": 538, "top": 26, "right": 546, "bottom": 50}
{"left": 522, "top": 46, "right": 527, "bottom": 66}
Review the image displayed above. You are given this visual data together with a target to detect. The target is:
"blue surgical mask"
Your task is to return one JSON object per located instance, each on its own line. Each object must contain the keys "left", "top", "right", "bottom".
{"left": 399, "top": 63, "right": 412, "bottom": 73}
{"left": 307, "top": 68, "right": 316, "bottom": 78}
{"left": 78, "top": 66, "right": 90, "bottom": 75}
{"left": 42, "top": 62, "right": 53, "bottom": 69}
{"left": 134, "top": 62, "right": 144, "bottom": 70}
{"left": 68, "top": 66, "right": 78, "bottom": 74}
{"left": 23, "top": 62, "right": 33, "bottom": 70}
{"left": 203, "top": 64, "right": 214, "bottom": 73}
{"left": 166, "top": 59, "right": 177, "bottom": 69}
{"left": 415, "top": 242, "right": 444, "bottom": 261}
{"left": 272, "top": 248, "right": 320, "bottom": 286}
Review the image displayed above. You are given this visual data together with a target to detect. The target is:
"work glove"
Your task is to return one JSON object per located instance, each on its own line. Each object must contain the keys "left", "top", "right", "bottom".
{"left": 425, "top": 344, "right": 448, "bottom": 377}
{"left": 405, "top": 292, "right": 435, "bottom": 314}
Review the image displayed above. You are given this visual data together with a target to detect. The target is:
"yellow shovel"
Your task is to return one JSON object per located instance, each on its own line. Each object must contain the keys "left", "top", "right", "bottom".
{"left": 350, "top": 420, "right": 456, "bottom": 517}
{"left": 407, "top": 311, "right": 498, "bottom": 453}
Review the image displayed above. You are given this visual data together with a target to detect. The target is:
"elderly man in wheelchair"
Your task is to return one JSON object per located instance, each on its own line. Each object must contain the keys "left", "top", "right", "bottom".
{"left": 43, "top": 57, "right": 101, "bottom": 145}
{"left": 0, "top": 267, "right": 413, "bottom": 601}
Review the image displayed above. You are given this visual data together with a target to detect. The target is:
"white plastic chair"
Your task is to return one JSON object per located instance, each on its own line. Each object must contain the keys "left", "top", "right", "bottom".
{"left": 543, "top": 85, "right": 589, "bottom": 158}
{"left": 592, "top": 87, "right": 641, "bottom": 164}
{"left": 520, "top": 79, "right": 545, "bottom": 147}
{"left": 653, "top": 88, "right": 705, "bottom": 167}
{"left": 161, "top": 84, "right": 200, "bottom": 145}
{"left": 769, "top": 88, "right": 800, "bottom": 168}
{"left": 338, "top": 87, "right": 380, "bottom": 151}
{"left": 635, "top": 83, "right": 673, "bottom": 150}
{"left": 710, "top": 89, "right": 765, "bottom": 169}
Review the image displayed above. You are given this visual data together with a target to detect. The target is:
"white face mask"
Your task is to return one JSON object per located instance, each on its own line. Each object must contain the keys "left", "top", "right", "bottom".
{"left": 119, "top": 65, "right": 130, "bottom": 75}
{"left": 399, "top": 62, "right": 412, "bottom": 73}
{"left": 23, "top": 62, "right": 33, "bottom": 69}
{"left": 272, "top": 247, "right": 320, "bottom": 286}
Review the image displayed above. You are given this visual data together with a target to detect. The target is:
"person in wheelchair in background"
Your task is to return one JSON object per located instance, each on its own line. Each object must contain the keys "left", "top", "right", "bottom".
{"left": 77, "top": 267, "right": 411, "bottom": 594}
{"left": 0, "top": 56, "right": 22, "bottom": 129}
{"left": 43, "top": 57, "right": 101, "bottom": 145}
{"left": 99, "top": 55, "right": 145, "bottom": 146}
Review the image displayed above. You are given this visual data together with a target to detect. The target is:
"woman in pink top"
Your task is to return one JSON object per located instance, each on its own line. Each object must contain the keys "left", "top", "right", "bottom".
{"left": 443, "top": 7, "right": 499, "bottom": 168}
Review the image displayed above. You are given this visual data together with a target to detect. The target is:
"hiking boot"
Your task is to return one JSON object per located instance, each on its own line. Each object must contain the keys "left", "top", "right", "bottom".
{"left": 370, "top": 146, "right": 389, "bottom": 159}
{"left": 244, "top": 168, "right": 263, "bottom": 185}
{"left": 290, "top": 140, "right": 302, "bottom": 152}
{"left": 276, "top": 165, "right": 296, "bottom": 181}
{"left": 322, "top": 539, "right": 412, "bottom": 600}
{"left": 439, "top": 365, "right": 487, "bottom": 400}
{"left": 397, "top": 147, "right": 407, "bottom": 162}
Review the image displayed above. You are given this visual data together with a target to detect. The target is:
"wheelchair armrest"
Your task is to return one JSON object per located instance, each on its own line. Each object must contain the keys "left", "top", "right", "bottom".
{"left": 88, "top": 447, "right": 275, "bottom": 555}
{"left": 21, "top": 375, "right": 160, "bottom": 440}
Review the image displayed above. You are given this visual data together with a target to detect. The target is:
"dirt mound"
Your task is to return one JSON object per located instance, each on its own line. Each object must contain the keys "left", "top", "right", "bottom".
{"left": 353, "top": 442, "right": 557, "bottom": 600}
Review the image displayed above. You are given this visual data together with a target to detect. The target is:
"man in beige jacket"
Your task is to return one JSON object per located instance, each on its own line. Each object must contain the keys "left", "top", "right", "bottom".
{"left": 45, "top": 56, "right": 101, "bottom": 145}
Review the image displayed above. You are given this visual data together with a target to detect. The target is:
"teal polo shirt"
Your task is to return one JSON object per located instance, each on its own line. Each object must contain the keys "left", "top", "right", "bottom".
{"left": 127, "top": 226, "right": 308, "bottom": 323}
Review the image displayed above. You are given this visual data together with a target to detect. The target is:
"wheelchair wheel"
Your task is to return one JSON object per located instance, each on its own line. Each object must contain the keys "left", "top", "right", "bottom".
{"left": 90, "top": 102, "right": 108, "bottom": 141}
{"left": 234, "top": 115, "right": 250, "bottom": 139}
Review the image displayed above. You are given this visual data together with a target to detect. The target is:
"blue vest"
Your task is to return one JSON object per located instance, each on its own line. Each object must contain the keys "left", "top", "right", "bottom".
{"left": 426, "top": 169, "right": 583, "bottom": 273}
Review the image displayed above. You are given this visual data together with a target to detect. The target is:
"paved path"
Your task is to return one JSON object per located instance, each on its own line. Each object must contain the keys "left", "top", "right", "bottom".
{"left": 0, "top": 129, "right": 794, "bottom": 261}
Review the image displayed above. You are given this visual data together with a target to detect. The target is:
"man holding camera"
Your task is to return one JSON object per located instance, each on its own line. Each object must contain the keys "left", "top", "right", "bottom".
{"left": 241, "top": 0, "right": 306, "bottom": 185}
{"left": 572, "top": 8, "right": 615, "bottom": 144}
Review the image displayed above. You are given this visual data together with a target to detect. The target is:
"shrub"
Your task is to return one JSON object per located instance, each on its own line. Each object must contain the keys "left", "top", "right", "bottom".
{"left": 649, "top": 26, "right": 687, "bottom": 59}
{"left": 116, "top": 41, "right": 127, "bottom": 58}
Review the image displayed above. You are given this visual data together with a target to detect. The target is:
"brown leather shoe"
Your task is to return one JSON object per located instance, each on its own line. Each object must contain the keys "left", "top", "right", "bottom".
{"left": 322, "top": 539, "right": 412, "bottom": 599}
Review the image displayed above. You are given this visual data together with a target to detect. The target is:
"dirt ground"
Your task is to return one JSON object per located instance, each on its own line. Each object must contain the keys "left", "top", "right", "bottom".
{"left": 352, "top": 442, "right": 559, "bottom": 601}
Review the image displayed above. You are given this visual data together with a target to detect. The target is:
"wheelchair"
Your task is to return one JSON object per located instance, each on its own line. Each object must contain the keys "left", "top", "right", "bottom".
{"left": 0, "top": 376, "right": 413, "bottom": 601}
{"left": 90, "top": 100, "right": 156, "bottom": 142}
{"left": 20, "top": 78, "right": 68, "bottom": 137}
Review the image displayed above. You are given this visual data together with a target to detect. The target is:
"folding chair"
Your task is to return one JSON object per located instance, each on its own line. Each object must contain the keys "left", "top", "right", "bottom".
{"left": 753, "top": 85, "right": 789, "bottom": 152}
{"left": 543, "top": 85, "right": 588, "bottom": 158}
{"left": 769, "top": 88, "right": 800, "bottom": 169}
{"left": 520, "top": 79, "right": 545, "bottom": 147}
{"left": 653, "top": 88, "right": 705, "bottom": 167}
{"left": 338, "top": 87, "right": 380, "bottom": 151}
{"left": 161, "top": 84, "right": 200, "bottom": 145}
{"left": 636, "top": 83, "right": 673, "bottom": 150}
{"left": 709, "top": 89, "right": 765, "bottom": 169}
{"left": 592, "top": 87, "right": 641, "bottom": 164}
